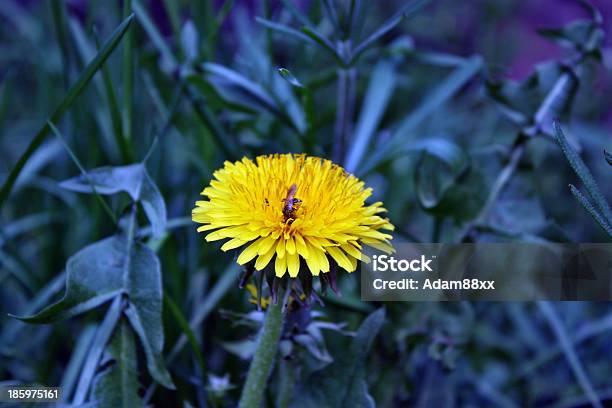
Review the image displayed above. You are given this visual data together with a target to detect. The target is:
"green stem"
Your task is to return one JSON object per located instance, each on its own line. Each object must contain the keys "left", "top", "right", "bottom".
{"left": 239, "top": 288, "right": 286, "bottom": 408}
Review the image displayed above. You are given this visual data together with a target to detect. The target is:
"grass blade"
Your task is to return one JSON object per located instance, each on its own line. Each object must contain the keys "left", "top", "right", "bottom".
{"left": 92, "top": 27, "right": 131, "bottom": 163}
{"left": 255, "top": 17, "right": 343, "bottom": 64}
{"left": 144, "top": 264, "right": 240, "bottom": 402}
{"left": 280, "top": 0, "right": 314, "bottom": 27}
{"left": 163, "top": 293, "right": 206, "bottom": 378}
{"left": 48, "top": 121, "right": 117, "bottom": 225}
{"left": 132, "top": 0, "right": 178, "bottom": 71}
{"left": 0, "top": 13, "right": 135, "bottom": 208}
{"left": 60, "top": 325, "right": 97, "bottom": 402}
{"left": 300, "top": 26, "right": 344, "bottom": 64}
{"left": 168, "top": 264, "right": 240, "bottom": 363}
{"left": 73, "top": 296, "right": 124, "bottom": 405}
{"left": 49, "top": 0, "right": 72, "bottom": 87}
{"left": 122, "top": 0, "right": 134, "bottom": 148}
{"left": 344, "top": 60, "right": 396, "bottom": 172}
{"left": 186, "top": 87, "right": 241, "bottom": 160}
{"left": 255, "top": 17, "right": 319, "bottom": 46}
{"left": 537, "top": 302, "right": 603, "bottom": 408}
{"left": 350, "top": 0, "right": 430, "bottom": 64}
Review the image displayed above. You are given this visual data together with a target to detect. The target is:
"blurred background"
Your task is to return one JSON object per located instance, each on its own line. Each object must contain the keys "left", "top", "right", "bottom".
{"left": 1, "top": 0, "right": 612, "bottom": 406}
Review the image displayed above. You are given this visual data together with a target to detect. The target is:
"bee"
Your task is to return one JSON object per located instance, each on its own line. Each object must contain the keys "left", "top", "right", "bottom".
{"left": 282, "top": 184, "right": 302, "bottom": 221}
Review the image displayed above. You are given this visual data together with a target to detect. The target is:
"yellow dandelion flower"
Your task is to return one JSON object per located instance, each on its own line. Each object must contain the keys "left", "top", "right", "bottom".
{"left": 192, "top": 154, "right": 394, "bottom": 278}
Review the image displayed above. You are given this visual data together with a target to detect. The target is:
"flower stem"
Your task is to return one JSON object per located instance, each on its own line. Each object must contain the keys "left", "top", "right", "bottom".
{"left": 238, "top": 288, "right": 286, "bottom": 408}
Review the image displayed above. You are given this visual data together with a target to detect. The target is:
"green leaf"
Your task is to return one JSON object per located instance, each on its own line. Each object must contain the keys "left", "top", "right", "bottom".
{"left": 413, "top": 138, "right": 470, "bottom": 210}
{"left": 291, "top": 308, "right": 385, "bottom": 408}
{"left": 163, "top": 294, "right": 206, "bottom": 377}
{"left": 49, "top": 121, "right": 117, "bottom": 225}
{"left": 554, "top": 123, "right": 612, "bottom": 226}
{"left": 0, "top": 13, "right": 135, "bottom": 209}
{"left": 299, "top": 26, "right": 344, "bottom": 65}
{"left": 122, "top": 0, "right": 134, "bottom": 149}
{"left": 73, "top": 296, "right": 124, "bottom": 405}
{"left": 61, "top": 325, "right": 97, "bottom": 403}
{"left": 91, "top": 27, "right": 131, "bottom": 163}
{"left": 255, "top": 17, "right": 315, "bottom": 45}
{"left": 359, "top": 55, "right": 482, "bottom": 175}
{"left": 569, "top": 185, "right": 612, "bottom": 237}
{"left": 132, "top": 0, "right": 178, "bottom": 71}
{"left": 92, "top": 321, "right": 144, "bottom": 408}
{"left": 277, "top": 68, "right": 315, "bottom": 143}
{"left": 60, "top": 164, "right": 167, "bottom": 238}
{"left": 425, "top": 166, "right": 487, "bottom": 222}
{"left": 345, "top": 60, "right": 396, "bottom": 172}
{"left": 538, "top": 302, "right": 603, "bottom": 408}
{"left": 13, "top": 233, "right": 174, "bottom": 389}
{"left": 201, "top": 62, "right": 280, "bottom": 116}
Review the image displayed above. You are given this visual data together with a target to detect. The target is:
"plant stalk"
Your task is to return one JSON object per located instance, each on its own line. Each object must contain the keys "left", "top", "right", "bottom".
{"left": 333, "top": 40, "right": 356, "bottom": 163}
{"left": 238, "top": 287, "right": 287, "bottom": 408}
{"left": 458, "top": 47, "right": 595, "bottom": 242}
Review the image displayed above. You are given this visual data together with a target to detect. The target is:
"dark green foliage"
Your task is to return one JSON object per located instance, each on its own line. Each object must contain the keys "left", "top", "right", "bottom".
{"left": 1, "top": 0, "right": 611, "bottom": 407}
{"left": 0, "top": 14, "right": 135, "bottom": 207}
{"left": 291, "top": 309, "right": 385, "bottom": 408}
{"left": 92, "top": 321, "right": 144, "bottom": 407}
{"left": 14, "top": 229, "right": 173, "bottom": 389}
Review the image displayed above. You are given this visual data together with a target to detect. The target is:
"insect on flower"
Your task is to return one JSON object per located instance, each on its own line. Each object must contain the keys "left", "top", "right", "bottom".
{"left": 282, "top": 184, "right": 302, "bottom": 222}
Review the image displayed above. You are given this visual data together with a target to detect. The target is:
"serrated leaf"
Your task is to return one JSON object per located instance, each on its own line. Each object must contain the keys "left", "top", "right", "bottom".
{"left": 14, "top": 234, "right": 174, "bottom": 388}
{"left": 569, "top": 185, "right": 612, "bottom": 237}
{"left": 291, "top": 308, "right": 385, "bottom": 408}
{"left": 92, "top": 321, "right": 144, "bottom": 408}
{"left": 60, "top": 164, "right": 166, "bottom": 237}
